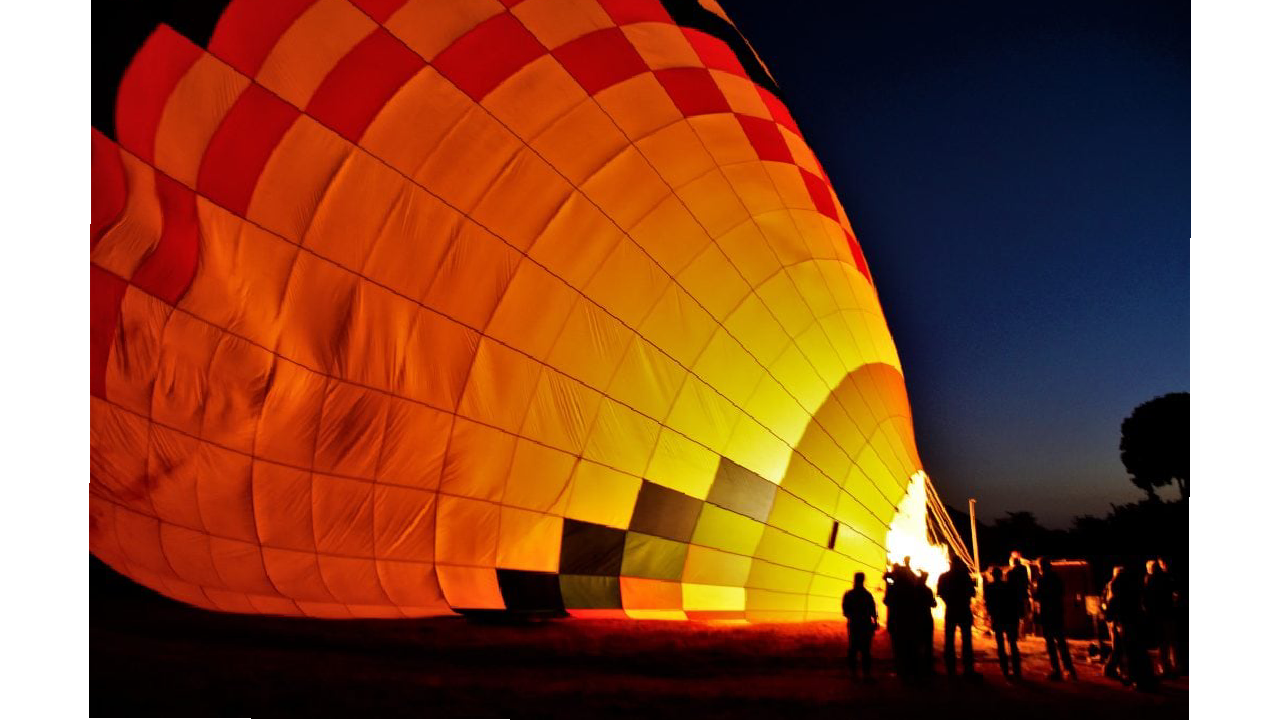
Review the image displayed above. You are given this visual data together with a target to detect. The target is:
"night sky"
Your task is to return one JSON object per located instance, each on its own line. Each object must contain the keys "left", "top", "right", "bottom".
{"left": 722, "top": 0, "right": 1189, "bottom": 527}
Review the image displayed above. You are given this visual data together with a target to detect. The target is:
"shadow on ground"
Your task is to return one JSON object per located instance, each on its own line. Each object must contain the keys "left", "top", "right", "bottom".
{"left": 91, "top": 559, "right": 1187, "bottom": 718}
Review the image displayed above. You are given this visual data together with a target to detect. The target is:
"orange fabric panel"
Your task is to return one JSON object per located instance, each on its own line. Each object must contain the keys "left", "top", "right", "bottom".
{"left": 434, "top": 495, "right": 500, "bottom": 566}
{"left": 153, "top": 54, "right": 249, "bottom": 187}
{"left": 436, "top": 565, "right": 505, "bottom": 609}
{"left": 619, "top": 576, "right": 682, "bottom": 609}
{"left": 440, "top": 418, "right": 517, "bottom": 503}
{"left": 255, "top": 0, "right": 376, "bottom": 108}
{"left": 384, "top": 0, "right": 505, "bottom": 61}
{"left": 251, "top": 461, "right": 317, "bottom": 552}
{"left": 496, "top": 506, "right": 562, "bottom": 571}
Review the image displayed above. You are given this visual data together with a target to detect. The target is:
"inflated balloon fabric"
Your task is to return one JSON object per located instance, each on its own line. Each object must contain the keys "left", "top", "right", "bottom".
{"left": 90, "top": 0, "right": 923, "bottom": 620}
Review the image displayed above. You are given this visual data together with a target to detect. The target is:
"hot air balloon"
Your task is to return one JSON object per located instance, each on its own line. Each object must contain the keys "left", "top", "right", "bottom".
{"left": 91, "top": 0, "right": 956, "bottom": 621}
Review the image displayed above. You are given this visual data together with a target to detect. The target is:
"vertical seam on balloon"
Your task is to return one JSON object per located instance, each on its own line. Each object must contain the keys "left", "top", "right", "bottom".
{"left": 366, "top": 393, "right": 406, "bottom": 615}
{"left": 306, "top": 376, "right": 345, "bottom": 605}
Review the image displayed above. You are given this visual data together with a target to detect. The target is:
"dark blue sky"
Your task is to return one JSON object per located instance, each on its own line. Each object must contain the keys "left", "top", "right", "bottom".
{"left": 723, "top": 0, "right": 1189, "bottom": 527}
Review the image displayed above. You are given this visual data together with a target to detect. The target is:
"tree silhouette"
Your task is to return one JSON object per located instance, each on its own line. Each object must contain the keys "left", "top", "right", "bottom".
{"left": 1120, "top": 392, "right": 1189, "bottom": 500}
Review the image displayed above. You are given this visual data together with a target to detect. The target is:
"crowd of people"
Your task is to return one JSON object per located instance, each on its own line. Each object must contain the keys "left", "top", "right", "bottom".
{"left": 840, "top": 552, "right": 1183, "bottom": 690}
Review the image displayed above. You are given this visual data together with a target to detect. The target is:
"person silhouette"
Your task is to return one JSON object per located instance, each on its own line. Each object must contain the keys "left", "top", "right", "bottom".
{"left": 986, "top": 567, "right": 1021, "bottom": 680}
{"left": 884, "top": 562, "right": 913, "bottom": 678}
{"left": 1102, "top": 565, "right": 1127, "bottom": 681}
{"left": 916, "top": 570, "right": 937, "bottom": 676}
{"left": 1006, "top": 552, "right": 1031, "bottom": 639}
{"left": 1143, "top": 558, "right": 1176, "bottom": 677}
{"left": 842, "top": 572, "right": 878, "bottom": 681}
{"left": 937, "top": 556, "right": 978, "bottom": 679}
{"left": 1035, "top": 560, "right": 1076, "bottom": 681}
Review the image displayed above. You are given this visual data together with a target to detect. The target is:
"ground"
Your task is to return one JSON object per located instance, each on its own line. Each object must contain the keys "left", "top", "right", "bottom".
{"left": 91, "top": 566, "right": 1187, "bottom": 718}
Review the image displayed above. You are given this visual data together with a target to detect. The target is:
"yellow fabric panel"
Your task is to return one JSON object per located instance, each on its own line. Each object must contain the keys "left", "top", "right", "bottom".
{"left": 682, "top": 582, "right": 746, "bottom": 611}
{"left": 746, "top": 588, "right": 807, "bottom": 613}
{"left": 754, "top": 525, "right": 823, "bottom": 572}
{"left": 531, "top": 99, "right": 630, "bottom": 185}
{"left": 722, "top": 418, "right": 789, "bottom": 485}
{"left": 520, "top": 369, "right": 603, "bottom": 454}
{"left": 787, "top": 263, "right": 840, "bottom": 321}
{"left": 154, "top": 54, "right": 248, "bottom": 186}
{"left": 676, "top": 243, "right": 751, "bottom": 321}
{"left": 638, "top": 284, "right": 717, "bottom": 367}
{"left": 675, "top": 170, "right": 750, "bottom": 239}
{"left": 582, "top": 398, "right": 662, "bottom": 478}
{"left": 500, "top": 439, "right": 575, "bottom": 513}
{"left": 819, "top": 314, "right": 865, "bottom": 371}
{"left": 385, "top": 0, "right": 504, "bottom": 60}
{"left": 435, "top": 565, "right": 505, "bottom": 609}
{"left": 376, "top": 559, "right": 449, "bottom": 611}
{"left": 807, "top": 572, "right": 848, "bottom": 599}
{"left": 628, "top": 195, "right": 711, "bottom": 276}
{"left": 91, "top": 153, "right": 161, "bottom": 279}
{"left": 691, "top": 505, "right": 765, "bottom": 556}
{"left": 585, "top": 240, "right": 670, "bottom": 328}
{"left": 150, "top": 309, "right": 222, "bottom": 437}
{"left": 779, "top": 454, "right": 840, "bottom": 516}
{"left": 201, "top": 333, "right": 274, "bottom": 454}
{"left": 688, "top": 114, "right": 757, "bottom": 167}
{"left": 664, "top": 376, "right": 737, "bottom": 454}
{"left": 744, "top": 375, "right": 810, "bottom": 448}
{"left": 472, "top": 149, "right": 575, "bottom": 253}
{"left": 715, "top": 229, "right": 778, "bottom": 303}
{"left": 529, "top": 191, "right": 626, "bottom": 287}
{"left": 768, "top": 345, "right": 830, "bottom": 416}
{"left": 440, "top": 418, "right": 516, "bottom": 503}
{"left": 483, "top": 54, "right": 588, "bottom": 141}
{"left": 247, "top": 116, "right": 352, "bottom": 242}
{"left": 302, "top": 153, "right": 405, "bottom": 272}
{"left": 486, "top": 261, "right": 578, "bottom": 359}
{"left": 795, "top": 420, "right": 854, "bottom": 489}
{"left": 724, "top": 293, "right": 790, "bottom": 366}
{"left": 747, "top": 558, "right": 813, "bottom": 594}
{"left": 833, "top": 488, "right": 886, "bottom": 537}
{"left": 104, "top": 286, "right": 168, "bottom": 417}
{"left": 869, "top": 425, "right": 912, "bottom": 485}
{"left": 833, "top": 526, "right": 884, "bottom": 570}
{"left": 644, "top": 427, "right": 719, "bottom": 500}
{"left": 496, "top": 507, "right": 562, "bottom": 572}
{"left": 565, "top": 460, "right": 642, "bottom": 529}
{"left": 794, "top": 324, "right": 848, "bottom": 389}
{"left": 581, "top": 145, "right": 671, "bottom": 230}
{"left": 710, "top": 70, "right": 770, "bottom": 117}
{"left": 814, "top": 549, "right": 857, "bottom": 582}
{"left": 311, "top": 472, "right": 375, "bottom": 556}
{"left": 767, "top": 492, "right": 832, "bottom": 547}
{"left": 692, "top": 328, "right": 764, "bottom": 407}
{"left": 619, "top": 577, "right": 682, "bottom": 609}
{"left": 261, "top": 546, "right": 338, "bottom": 603}
{"left": 250, "top": 460, "right": 317, "bottom": 552}
{"left": 842, "top": 465, "right": 896, "bottom": 524}
{"left": 512, "top": 0, "right": 614, "bottom": 49}
{"left": 621, "top": 22, "right": 700, "bottom": 70}
{"left": 594, "top": 72, "right": 682, "bottom": 141}
{"left": 372, "top": 484, "right": 437, "bottom": 562}
{"left": 255, "top": 0, "right": 375, "bottom": 108}
{"left": 187, "top": 200, "right": 297, "bottom": 350}
{"left": 852, "top": 444, "right": 906, "bottom": 504}
{"left": 606, "top": 337, "right": 686, "bottom": 421}
{"left": 635, "top": 120, "right": 717, "bottom": 188}
{"left": 435, "top": 495, "right": 500, "bottom": 566}
{"left": 423, "top": 222, "right": 522, "bottom": 329}
{"left": 546, "top": 297, "right": 632, "bottom": 391}
{"left": 683, "top": 544, "right": 752, "bottom": 586}
{"left": 752, "top": 209, "right": 809, "bottom": 266}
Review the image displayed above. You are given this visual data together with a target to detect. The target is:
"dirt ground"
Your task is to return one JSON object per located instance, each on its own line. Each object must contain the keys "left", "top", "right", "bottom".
{"left": 91, "top": 570, "right": 1187, "bottom": 718}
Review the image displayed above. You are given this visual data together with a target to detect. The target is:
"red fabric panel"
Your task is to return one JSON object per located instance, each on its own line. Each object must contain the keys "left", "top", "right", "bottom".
{"left": 208, "top": 0, "right": 318, "bottom": 77}
{"left": 131, "top": 173, "right": 201, "bottom": 306}
{"left": 197, "top": 84, "right": 300, "bottom": 216}
{"left": 91, "top": 130, "right": 128, "bottom": 250}
{"left": 599, "top": 0, "right": 672, "bottom": 25}
{"left": 114, "top": 25, "right": 203, "bottom": 162}
{"left": 736, "top": 114, "right": 792, "bottom": 164}
{"left": 349, "top": 0, "right": 411, "bottom": 24}
{"left": 307, "top": 28, "right": 425, "bottom": 142}
{"left": 553, "top": 28, "right": 648, "bottom": 95}
{"left": 498, "top": 0, "right": 526, "bottom": 7}
{"left": 800, "top": 168, "right": 837, "bottom": 220}
{"left": 90, "top": 265, "right": 129, "bottom": 398}
{"left": 433, "top": 13, "right": 546, "bottom": 102}
{"left": 845, "top": 229, "right": 871, "bottom": 283}
{"left": 756, "top": 86, "right": 800, "bottom": 135}
{"left": 682, "top": 29, "right": 745, "bottom": 76}
{"left": 654, "top": 67, "right": 731, "bottom": 118}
